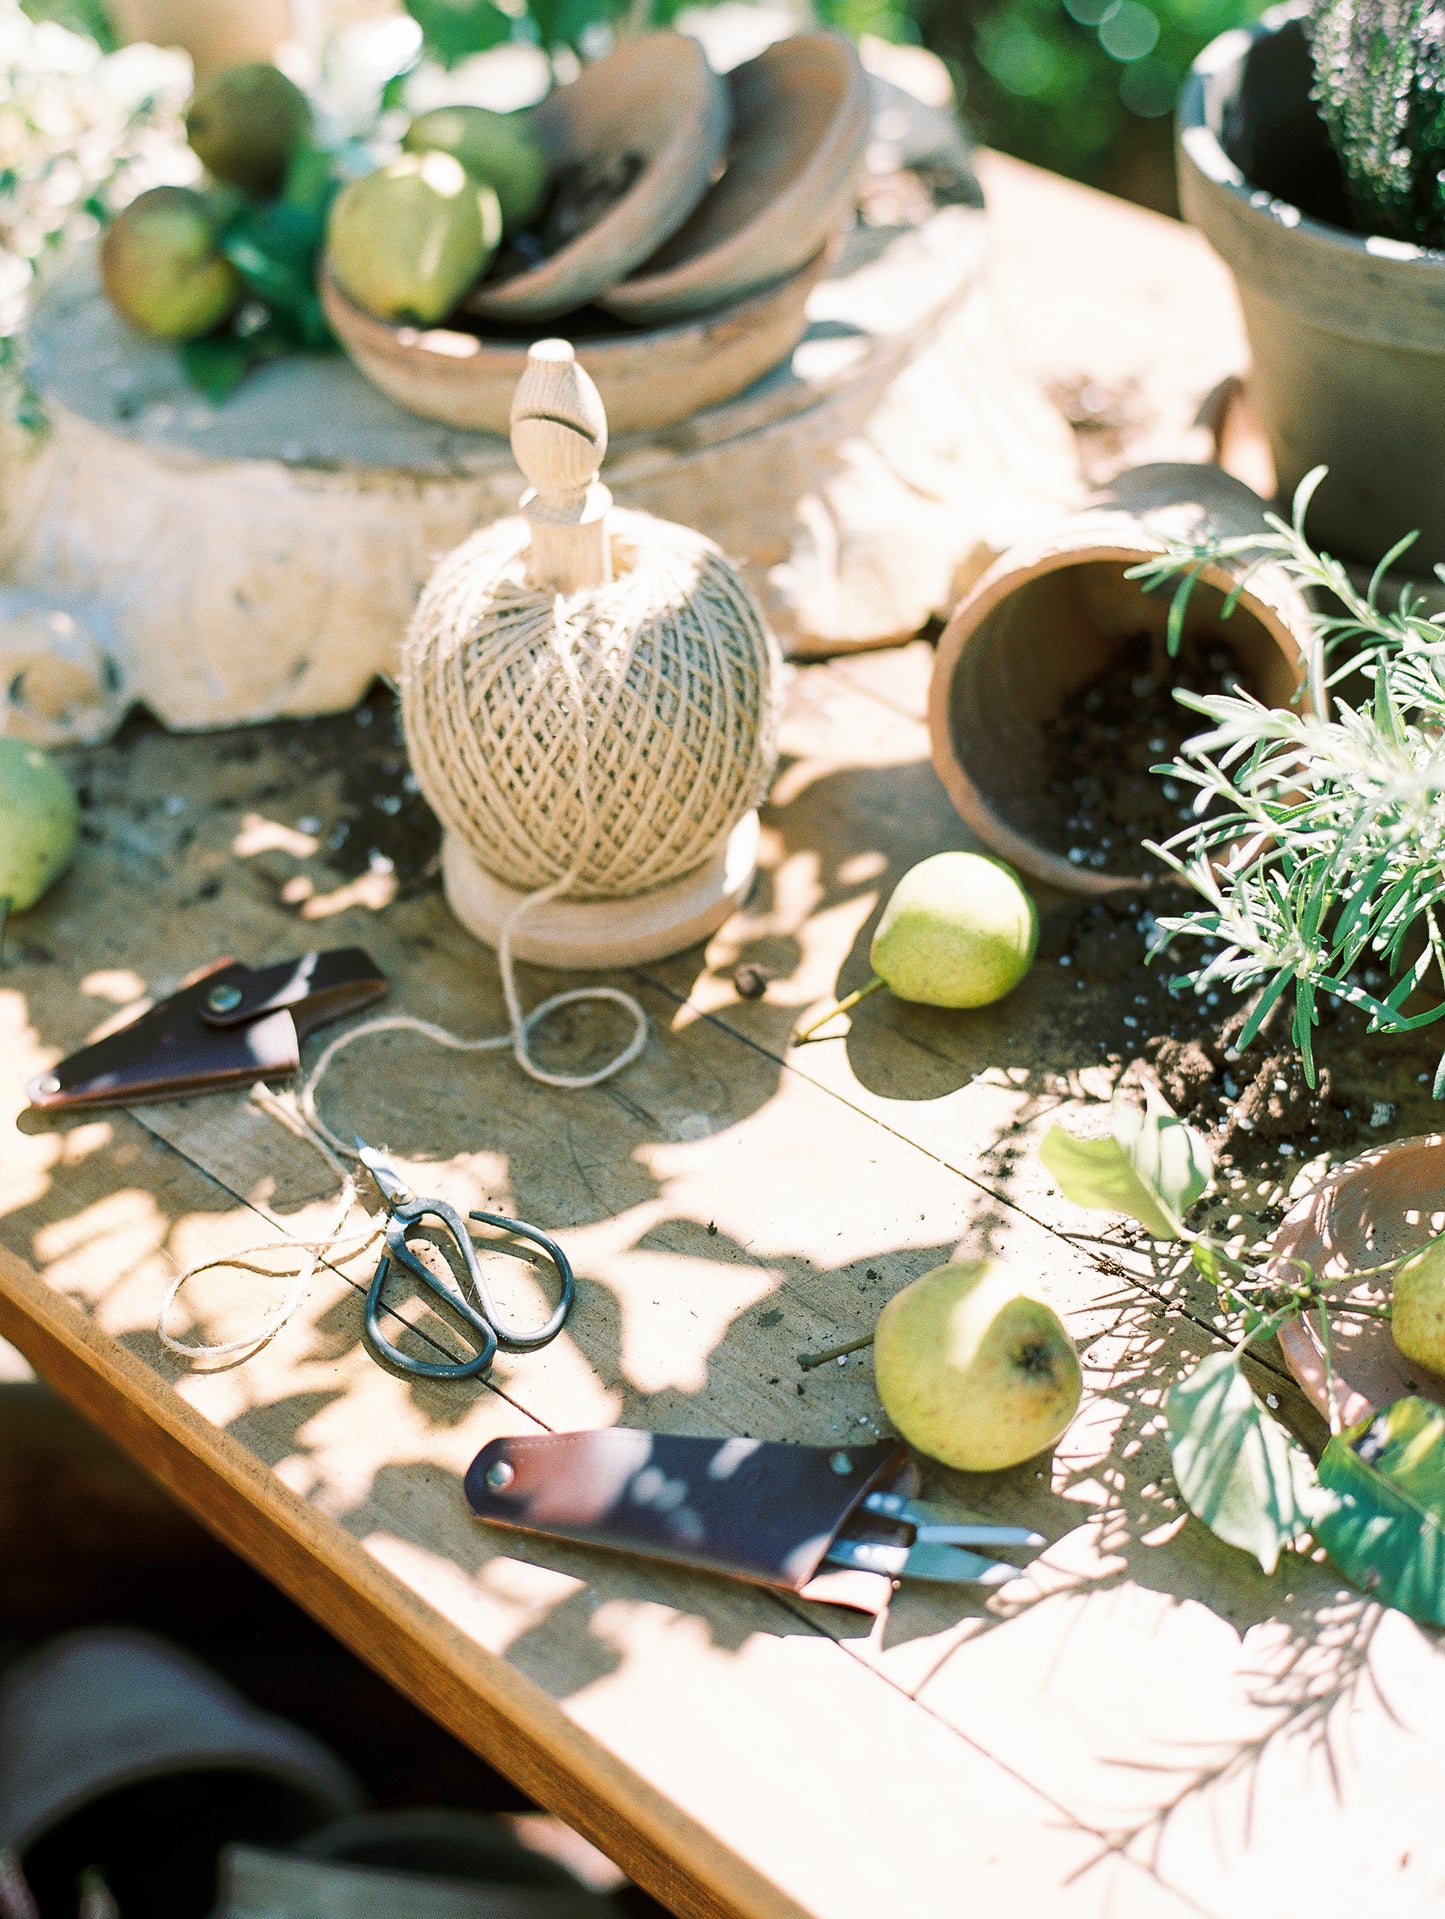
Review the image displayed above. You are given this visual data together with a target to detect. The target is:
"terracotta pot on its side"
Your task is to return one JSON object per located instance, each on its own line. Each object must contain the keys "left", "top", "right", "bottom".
{"left": 927, "top": 461, "right": 1313, "bottom": 896}
{"left": 1179, "top": 4, "right": 1445, "bottom": 570}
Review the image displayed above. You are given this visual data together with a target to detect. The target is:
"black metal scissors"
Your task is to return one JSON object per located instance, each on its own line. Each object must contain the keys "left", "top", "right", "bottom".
{"left": 355, "top": 1139, "right": 575, "bottom": 1382}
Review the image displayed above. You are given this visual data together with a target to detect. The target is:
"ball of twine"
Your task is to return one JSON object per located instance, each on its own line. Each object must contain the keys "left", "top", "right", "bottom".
{"left": 401, "top": 505, "right": 779, "bottom": 900}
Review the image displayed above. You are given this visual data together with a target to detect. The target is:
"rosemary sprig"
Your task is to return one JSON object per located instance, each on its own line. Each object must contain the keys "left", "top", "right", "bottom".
{"left": 1126, "top": 468, "right": 1445, "bottom": 1094}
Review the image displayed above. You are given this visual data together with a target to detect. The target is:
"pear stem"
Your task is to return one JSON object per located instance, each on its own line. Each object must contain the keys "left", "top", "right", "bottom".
{"left": 793, "top": 974, "right": 885, "bottom": 1044}
{"left": 797, "top": 1331, "right": 876, "bottom": 1372}
{"left": 0, "top": 897, "right": 10, "bottom": 971}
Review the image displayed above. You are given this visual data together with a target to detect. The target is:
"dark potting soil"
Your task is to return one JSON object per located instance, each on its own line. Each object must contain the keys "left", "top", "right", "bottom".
{"left": 1035, "top": 880, "right": 1445, "bottom": 1173}
{"left": 1038, "top": 628, "right": 1250, "bottom": 879}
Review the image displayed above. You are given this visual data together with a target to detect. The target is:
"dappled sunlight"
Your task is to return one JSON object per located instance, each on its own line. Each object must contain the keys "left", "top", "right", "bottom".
{"left": 232, "top": 811, "right": 321, "bottom": 860}
{"left": 80, "top": 968, "right": 147, "bottom": 1004}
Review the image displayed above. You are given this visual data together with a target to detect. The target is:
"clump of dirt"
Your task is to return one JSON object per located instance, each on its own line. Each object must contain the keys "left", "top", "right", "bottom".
{"left": 1038, "top": 629, "right": 1251, "bottom": 879}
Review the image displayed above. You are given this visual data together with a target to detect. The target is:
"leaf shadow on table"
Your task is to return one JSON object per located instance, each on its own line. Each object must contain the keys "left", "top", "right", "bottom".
{"left": 6, "top": 1094, "right": 1403, "bottom": 1877}
{"left": 884, "top": 1266, "right": 1397, "bottom": 1887}
{"left": 646, "top": 752, "right": 1138, "bottom": 1129}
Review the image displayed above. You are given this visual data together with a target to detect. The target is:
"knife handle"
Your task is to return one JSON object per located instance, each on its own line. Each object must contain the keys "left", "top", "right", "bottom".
{"left": 465, "top": 1429, "right": 915, "bottom": 1607}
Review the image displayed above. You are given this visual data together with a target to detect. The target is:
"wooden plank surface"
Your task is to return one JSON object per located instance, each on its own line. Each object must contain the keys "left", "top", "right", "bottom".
{"left": 6, "top": 157, "right": 1445, "bottom": 1919}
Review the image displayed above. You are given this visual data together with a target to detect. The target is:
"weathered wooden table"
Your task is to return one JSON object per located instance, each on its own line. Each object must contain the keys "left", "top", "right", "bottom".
{"left": 5, "top": 157, "right": 1445, "bottom": 1919}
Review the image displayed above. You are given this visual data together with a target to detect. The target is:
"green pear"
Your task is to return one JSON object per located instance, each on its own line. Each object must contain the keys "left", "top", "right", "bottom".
{"left": 796, "top": 852, "right": 1038, "bottom": 1040}
{"left": 1392, "top": 1235, "right": 1445, "bottom": 1373}
{"left": 874, "top": 1259, "right": 1081, "bottom": 1472}
{"left": 327, "top": 152, "right": 502, "bottom": 326}
{"left": 186, "top": 62, "right": 312, "bottom": 198}
{"left": 100, "top": 187, "right": 243, "bottom": 342}
{"left": 403, "top": 105, "right": 548, "bottom": 235}
{"left": 0, "top": 737, "right": 79, "bottom": 915}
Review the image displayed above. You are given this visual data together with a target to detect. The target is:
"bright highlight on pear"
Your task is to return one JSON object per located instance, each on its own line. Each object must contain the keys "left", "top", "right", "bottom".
{"left": 795, "top": 851, "right": 1038, "bottom": 1041}
{"left": 327, "top": 152, "right": 503, "bottom": 326}
{"left": 873, "top": 1259, "right": 1081, "bottom": 1472}
{"left": 1392, "top": 1234, "right": 1445, "bottom": 1375}
{"left": 0, "top": 737, "right": 79, "bottom": 918}
{"left": 403, "top": 105, "right": 549, "bottom": 236}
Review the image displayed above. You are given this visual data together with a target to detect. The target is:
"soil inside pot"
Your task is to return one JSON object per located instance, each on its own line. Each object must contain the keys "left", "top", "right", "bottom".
{"left": 1226, "top": 15, "right": 1353, "bottom": 231}
{"left": 1036, "top": 627, "right": 1252, "bottom": 878}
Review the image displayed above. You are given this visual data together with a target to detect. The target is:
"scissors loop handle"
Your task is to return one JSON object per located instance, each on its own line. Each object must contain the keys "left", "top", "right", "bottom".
{"left": 364, "top": 1194, "right": 574, "bottom": 1382}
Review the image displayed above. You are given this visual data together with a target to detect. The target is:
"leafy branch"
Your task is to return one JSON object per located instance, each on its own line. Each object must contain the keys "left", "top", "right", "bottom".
{"left": 1125, "top": 468, "right": 1445, "bottom": 1095}
{"left": 1041, "top": 1092, "right": 1445, "bottom": 1616}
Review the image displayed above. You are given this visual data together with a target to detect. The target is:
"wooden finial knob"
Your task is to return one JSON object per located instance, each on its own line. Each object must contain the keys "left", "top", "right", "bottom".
{"left": 511, "top": 339, "right": 607, "bottom": 493}
{"left": 511, "top": 340, "right": 613, "bottom": 593}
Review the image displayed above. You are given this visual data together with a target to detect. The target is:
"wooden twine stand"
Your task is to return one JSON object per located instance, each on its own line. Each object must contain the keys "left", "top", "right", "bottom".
{"left": 439, "top": 342, "right": 763, "bottom": 970}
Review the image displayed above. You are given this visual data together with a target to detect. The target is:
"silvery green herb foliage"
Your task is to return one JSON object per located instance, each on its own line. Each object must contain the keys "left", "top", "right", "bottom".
{"left": 1309, "top": 0, "right": 1445, "bottom": 245}
{"left": 1129, "top": 468, "right": 1445, "bottom": 1094}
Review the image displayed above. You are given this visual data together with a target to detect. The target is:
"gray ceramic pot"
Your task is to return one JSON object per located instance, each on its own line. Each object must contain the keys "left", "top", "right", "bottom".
{"left": 1178, "top": 4, "right": 1445, "bottom": 570}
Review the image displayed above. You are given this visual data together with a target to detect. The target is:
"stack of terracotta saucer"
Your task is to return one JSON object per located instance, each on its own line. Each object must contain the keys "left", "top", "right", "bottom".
{"left": 321, "top": 29, "right": 869, "bottom": 436}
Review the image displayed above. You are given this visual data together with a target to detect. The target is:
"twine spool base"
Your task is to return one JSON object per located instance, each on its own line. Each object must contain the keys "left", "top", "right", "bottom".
{"left": 442, "top": 813, "right": 760, "bottom": 969}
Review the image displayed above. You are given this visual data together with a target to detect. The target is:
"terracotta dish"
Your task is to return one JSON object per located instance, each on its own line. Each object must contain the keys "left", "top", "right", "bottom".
{"left": 462, "top": 32, "right": 729, "bottom": 323}
{"left": 319, "top": 249, "right": 828, "bottom": 437}
{"left": 1270, "top": 1133, "right": 1445, "bottom": 1428}
{"left": 598, "top": 32, "right": 869, "bottom": 325}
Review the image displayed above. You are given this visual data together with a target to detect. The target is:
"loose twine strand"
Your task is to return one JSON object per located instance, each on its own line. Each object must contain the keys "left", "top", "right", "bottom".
{"left": 158, "top": 593, "right": 648, "bottom": 1364}
{"left": 159, "top": 515, "right": 775, "bottom": 1365}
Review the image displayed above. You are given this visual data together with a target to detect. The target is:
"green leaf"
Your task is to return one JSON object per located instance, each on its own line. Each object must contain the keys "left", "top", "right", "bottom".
{"left": 406, "top": 0, "right": 513, "bottom": 64}
{"left": 1038, "top": 1094, "right": 1212, "bottom": 1240}
{"left": 1167, "top": 1352, "right": 1319, "bottom": 1574}
{"left": 20, "top": 0, "right": 117, "bottom": 49}
{"left": 179, "top": 329, "right": 288, "bottom": 404}
{"left": 1040, "top": 1127, "right": 1180, "bottom": 1239}
{"left": 1314, "top": 1397, "right": 1445, "bottom": 1623}
{"left": 1112, "top": 1095, "right": 1211, "bottom": 1229}
{"left": 281, "top": 141, "right": 338, "bottom": 218}
{"left": 221, "top": 202, "right": 333, "bottom": 350}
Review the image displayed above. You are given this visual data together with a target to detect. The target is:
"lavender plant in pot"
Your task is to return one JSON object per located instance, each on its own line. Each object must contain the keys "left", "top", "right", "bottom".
{"left": 1178, "top": 0, "right": 1445, "bottom": 572}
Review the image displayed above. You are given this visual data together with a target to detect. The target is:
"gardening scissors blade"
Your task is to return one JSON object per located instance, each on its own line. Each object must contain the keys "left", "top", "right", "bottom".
{"left": 354, "top": 1137, "right": 412, "bottom": 1208}
{"left": 824, "top": 1536, "right": 1017, "bottom": 1587}
{"left": 860, "top": 1490, "right": 1045, "bottom": 1551}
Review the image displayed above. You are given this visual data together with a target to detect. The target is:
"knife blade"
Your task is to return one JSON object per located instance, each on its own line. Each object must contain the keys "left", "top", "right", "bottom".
{"left": 824, "top": 1536, "right": 1017, "bottom": 1586}
{"left": 861, "top": 1490, "right": 1045, "bottom": 1550}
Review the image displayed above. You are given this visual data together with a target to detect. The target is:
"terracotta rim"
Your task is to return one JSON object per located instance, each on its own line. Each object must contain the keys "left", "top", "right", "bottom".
{"left": 927, "top": 522, "right": 1310, "bottom": 897}
{"left": 1271, "top": 1133, "right": 1445, "bottom": 1429}
{"left": 600, "top": 32, "right": 869, "bottom": 321}
{"left": 319, "top": 249, "right": 827, "bottom": 436}
{"left": 1178, "top": 3, "right": 1445, "bottom": 345}
{"left": 465, "top": 32, "right": 729, "bottom": 322}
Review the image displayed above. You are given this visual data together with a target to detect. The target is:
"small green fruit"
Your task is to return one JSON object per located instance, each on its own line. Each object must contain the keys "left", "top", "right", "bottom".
{"left": 0, "top": 737, "right": 79, "bottom": 914}
{"left": 872, "top": 852, "right": 1038, "bottom": 1007}
{"left": 1392, "top": 1235, "right": 1445, "bottom": 1374}
{"left": 186, "top": 61, "right": 312, "bottom": 197}
{"left": 795, "top": 851, "right": 1038, "bottom": 1041}
{"left": 327, "top": 152, "right": 502, "bottom": 326}
{"left": 403, "top": 105, "right": 548, "bottom": 235}
{"left": 100, "top": 186, "right": 242, "bottom": 342}
{"left": 874, "top": 1259, "right": 1081, "bottom": 1472}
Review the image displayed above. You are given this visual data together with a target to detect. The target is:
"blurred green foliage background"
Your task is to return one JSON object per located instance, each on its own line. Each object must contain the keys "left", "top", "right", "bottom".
{"left": 828, "top": 0, "right": 1267, "bottom": 204}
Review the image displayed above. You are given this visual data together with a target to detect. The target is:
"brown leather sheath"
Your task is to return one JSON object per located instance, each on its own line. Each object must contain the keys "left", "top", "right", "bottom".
{"left": 26, "top": 948, "right": 388, "bottom": 1112}
{"left": 465, "top": 1429, "right": 916, "bottom": 1613}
